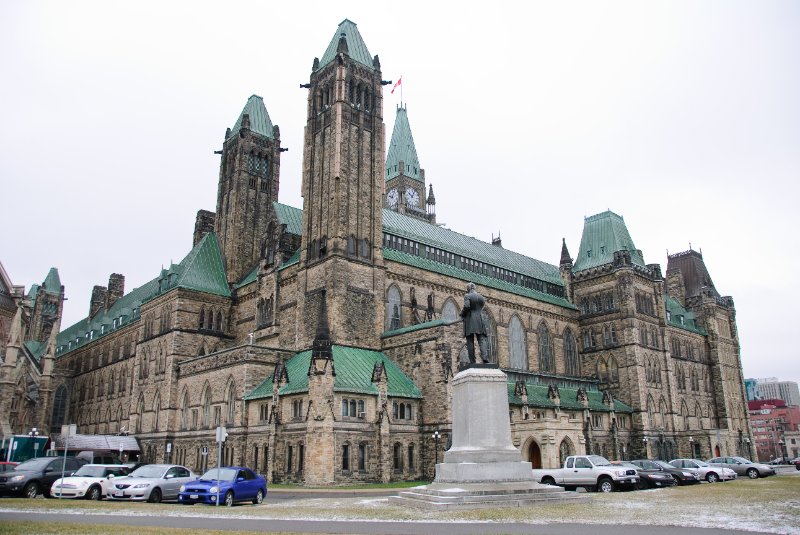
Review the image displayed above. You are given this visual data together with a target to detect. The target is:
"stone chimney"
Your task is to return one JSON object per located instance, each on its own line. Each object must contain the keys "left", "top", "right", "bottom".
{"left": 106, "top": 274, "right": 125, "bottom": 310}
{"left": 666, "top": 267, "right": 686, "bottom": 306}
{"left": 90, "top": 285, "right": 107, "bottom": 318}
{"left": 194, "top": 210, "right": 217, "bottom": 246}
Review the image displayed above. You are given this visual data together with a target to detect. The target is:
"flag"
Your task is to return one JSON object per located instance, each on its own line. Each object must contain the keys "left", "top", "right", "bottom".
{"left": 391, "top": 76, "right": 402, "bottom": 94}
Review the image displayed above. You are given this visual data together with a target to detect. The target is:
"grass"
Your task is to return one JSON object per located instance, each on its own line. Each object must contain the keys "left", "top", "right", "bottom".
{"left": 0, "top": 522, "right": 312, "bottom": 535}
{"left": 1, "top": 474, "right": 798, "bottom": 534}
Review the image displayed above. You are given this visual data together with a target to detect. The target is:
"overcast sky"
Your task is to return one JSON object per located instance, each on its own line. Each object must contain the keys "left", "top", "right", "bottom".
{"left": 2, "top": 1, "right": 798, "bottom": 384}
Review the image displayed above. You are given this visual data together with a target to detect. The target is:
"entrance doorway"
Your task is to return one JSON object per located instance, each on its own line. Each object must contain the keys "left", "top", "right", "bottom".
{"left": 528, "top": 441, "right": 542, "bottom": 469}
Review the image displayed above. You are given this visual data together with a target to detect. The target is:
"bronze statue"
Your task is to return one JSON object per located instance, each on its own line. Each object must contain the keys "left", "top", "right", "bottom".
{"left": 461, "top": 282, "right": 489, "bottom": 364}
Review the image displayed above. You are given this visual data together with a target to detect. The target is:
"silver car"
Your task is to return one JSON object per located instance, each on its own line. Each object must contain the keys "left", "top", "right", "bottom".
{"left": 669, "top": 458, "right": 737, "bottom": 483}
{"left": 707, "top": 456, "right": 775, "bottom": 479}
{"left": 108, "top": 464, "right": 196, "bottom": 503}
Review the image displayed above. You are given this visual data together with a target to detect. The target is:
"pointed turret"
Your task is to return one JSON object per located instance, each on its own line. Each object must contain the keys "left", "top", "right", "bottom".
{"left": 215, "top": 94, "right": 282, "bottom": 284}
{"left": 317, "top": 19, "right": 376, "bottom": 73}
{"left": 426, "top": 184, "right": 436, "bottom": 224}
{"left": 560, "top": 238, "right": 572, "bottom": 268}
{"left": 42, "top": 268, "right": 61, "bottom": 295}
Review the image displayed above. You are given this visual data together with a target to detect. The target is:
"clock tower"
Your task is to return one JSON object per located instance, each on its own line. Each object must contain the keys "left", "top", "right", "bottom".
{"left": 385, "top": 105, "right": 434, "bottom": 222}
{"left": 296, "top": 20, "right": 387, "bottom": 349}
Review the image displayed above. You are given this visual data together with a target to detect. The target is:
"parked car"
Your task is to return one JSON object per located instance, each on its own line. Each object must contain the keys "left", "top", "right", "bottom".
{"left": 0, "top": 456, "right": 86, "bottom": 498}
{"left": 632, "top": 459, "right": 700, "bottom": 486}
{"left": 50, "top": 464, "right": 129, "bottom": 500}
{"left": 612, "top": 461, "right": 675, "bottom": 489}
{"left": 792, "top": 457, "right": 800, "bottom": 471}
{"left": 706, "top": 456, "right": 775, "bottom": 479}
{"left": 178, "top": 466, "right": 266, "bottom": 506}
{"left": 669, "top": 458, "right": 737, "bottom": 483}
{"left": 0, "top": 462, "right": 18, "bottom": 473}
{"left": 108, "top": 464, "right": 196, "bottom": 502}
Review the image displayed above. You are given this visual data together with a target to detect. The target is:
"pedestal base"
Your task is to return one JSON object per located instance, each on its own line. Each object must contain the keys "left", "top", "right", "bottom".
{"left": 390, "top": 481, "right": 588, "bottom": 510}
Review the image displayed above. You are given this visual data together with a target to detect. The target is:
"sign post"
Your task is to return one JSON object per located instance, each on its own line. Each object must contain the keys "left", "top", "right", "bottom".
{"left": 214, "top": 426, "right": 227, "bottom": 506}
{"left": 59, "top": 424, "right": 77, "bottom": 499}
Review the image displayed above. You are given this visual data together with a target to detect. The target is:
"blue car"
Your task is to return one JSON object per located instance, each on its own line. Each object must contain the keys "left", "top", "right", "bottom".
{"left": 178, "top": 466, "right": 266, "bottom": 506}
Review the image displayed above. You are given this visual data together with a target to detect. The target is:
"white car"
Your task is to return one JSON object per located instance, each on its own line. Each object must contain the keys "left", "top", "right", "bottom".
{"left": 669, "top": 458, "right": 737, "bottom": 483}
{"left": 50, "top": 464, "right": 130, "bottom": 500}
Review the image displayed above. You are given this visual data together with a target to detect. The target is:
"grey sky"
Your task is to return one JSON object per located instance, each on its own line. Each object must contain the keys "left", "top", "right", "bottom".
{"left": 2, "top": 1, "right": 798, "bottom": 383}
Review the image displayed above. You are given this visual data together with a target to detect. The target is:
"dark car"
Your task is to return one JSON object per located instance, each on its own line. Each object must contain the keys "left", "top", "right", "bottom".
{"left": 632, "top": 459, "right": 700, "bottom": 485}
{"left": 178, "top": 466, "right": 266, "bottom": 506}
{"left": 792, "top": 457, "right": 800, "bottom": 471}
{"left": 619, "top": 460, "right": 675, "bottom": 489}
{"left": 0, "top": 456, "right": 86, "bottom": 498}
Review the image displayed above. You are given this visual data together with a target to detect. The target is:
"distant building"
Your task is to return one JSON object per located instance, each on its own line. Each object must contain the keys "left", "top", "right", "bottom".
{"left": 748, "top": 399, "right": 800, "bottom": 461}
{"left": 745, "top": 378, "right": 760, "bottom": 401}
{"left": 756, "top": 379, "right": 800, "bottom": 407}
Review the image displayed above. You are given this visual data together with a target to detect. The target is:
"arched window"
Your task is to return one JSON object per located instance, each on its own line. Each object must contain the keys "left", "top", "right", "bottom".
{"left": 681, "top": 401, "right": 689, "bottom": 431}
{"left": 135, "top": 395, "right": 145, "bottom": 434}
{"left": 386, "top": 285, "right": 402, "bottom": 331}
{"left": 198, "top": 307, "right": 205, "bottom": 330}
{"left": 108, "top": 370, "right": 115, "bottom": 396}
{"left": 201, "top": 385, "right": 211, "bottom": 428}
{"left": 482, "top": 308, "right": 498, "bottom": 363}
{"left": 647, "top": 395, "right": 656, "bottom": 426}
{"left": 559, "top": 438, "right": 574, "bottom": 466}
{"left": 153, "top": 392, "right": 161, "bottom": 432}
{"left": 51, "top": 384, "right": 68, "bottom": 431}
{"left": 180, "top": 390, "right": 189, "bottom": 429}
{"left": 216, "top": 311, "right": 223, "bottom": 332}
{"left": 597, "top": 357, "right": 608, "bottom": 383}
{"left": 563, "top": 329, "right": 579, "bottom": 376}
{"left": 408, "top": 444, "right": 415, "bottom": 471}
{"left": 659, "top": 397, "right": 669, "bottom": 430}
{"left": 608, "top": 355, "right": 619, "bottom": 383}
{"left": 508, "top": 315, "right": 527, "bottom": 370}
{"left": 393, "top": 443, "right": 403, "bottom": 471}
{"left": 441, "top": 298, "right": 459, "bottom": 322}
{"left": 341, "top": 443, "right": 350, "bottom": 471}
{"left": 226, "top": 382, "right": 236, "bottom": 424}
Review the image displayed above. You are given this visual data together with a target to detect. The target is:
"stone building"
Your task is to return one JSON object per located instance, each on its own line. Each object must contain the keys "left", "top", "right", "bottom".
{"left": 2, "top": 19, "right": 753, "bottom": 482}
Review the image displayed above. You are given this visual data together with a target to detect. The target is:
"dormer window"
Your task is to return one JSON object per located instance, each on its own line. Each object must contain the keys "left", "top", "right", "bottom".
{"left": 600, "top": 246, "right": 605, "bottom": 254}
{"left": 666, "top": 311, "right": 672, "bottom": 321}
{"left": 587, "top": 250, "right": 592, "bottom": 258}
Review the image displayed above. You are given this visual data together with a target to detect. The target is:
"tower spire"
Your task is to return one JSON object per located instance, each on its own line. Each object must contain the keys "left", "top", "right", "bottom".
{"left": 560, "top": 238, "right": 573, "bottom": 268}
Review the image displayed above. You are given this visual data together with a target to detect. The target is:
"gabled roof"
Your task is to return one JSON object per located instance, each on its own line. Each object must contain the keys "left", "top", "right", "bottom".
{"left": 665, "top": 296, "right": 707, "bottom": 335}
{"left": 573, "top": 210, "right": 646, "bottom": 272}
{"left": 317, "top": 19, "right": 374, "bottom": 72}
{"left": 230, "top": 95, "right": 274, "bottom": 139}
{"left": 57, "top": 233, "right": 230, "bottom": 356}
{"left": 383, "top": 209, "right": 563, "bottom": 286}
{"left": 507, "top": 380, "right": 634, "bottom": 413}
{"left": 273, "top": 202, "right": 303, "bottom": 236}
{"left": 386, "top": 106, "right": 422, "bottom": 183}
{"left": 245, "top": 345, "right": 421, "bottom": 400}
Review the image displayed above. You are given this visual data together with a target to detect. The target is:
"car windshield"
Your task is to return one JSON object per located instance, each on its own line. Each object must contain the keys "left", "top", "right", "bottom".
{"left": 652, "top": 461, "right": 672, "bottom": 469}
{"left": 200, "top": 468, "right": 237, "bottom": 482}
{"left": 12, "top": 457, "right": 53, "bottom": 471}
{"left": 129, "top": 465, "right": 166, "bottom": 478}
{"left": 73, "top": 466, "right": 107, "bottom": 477}
{"left": 588, "top": 455, "right": 611, "bottom": 466}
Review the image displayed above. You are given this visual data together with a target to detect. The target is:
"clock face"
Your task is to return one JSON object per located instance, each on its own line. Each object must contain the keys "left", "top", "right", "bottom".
{"left": 387, "top": 188, "right": 399, "bottom": 208}
{"left": 405, "top": 187, "right": 420, "bottom": 208}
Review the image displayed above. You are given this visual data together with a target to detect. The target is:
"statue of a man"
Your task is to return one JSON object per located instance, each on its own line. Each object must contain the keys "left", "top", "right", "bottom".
{"left": 461, "top": 282, "right": 489, "bottom": 364}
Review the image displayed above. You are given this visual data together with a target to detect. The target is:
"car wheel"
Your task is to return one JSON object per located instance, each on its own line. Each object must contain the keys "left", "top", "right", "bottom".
{"left": 224, "top": 491, "right": 234, "bottom": 507}
{"left": 147, "top": 488, "right": 162, "bottom": 503}
{"left": 23, "top": 482, "right": 40, "bottom": 499}
{"left": 598, "top": 478, "right": 615, "bottom": 493}
{"left": 541, "top": 476, "right": 556, "bottom": 486}
{"left": 253, "top": 489, "right": 264, "bottom": 505}
{"left": 86, "top": 486, "right": 102, "bottom": 501}
{"left": 746, "top": 468, "right": 759, "bottom": 479}
{"left": 706, "top": 472, "right": 719, "bottom": 483}
{"left": 636, "top": 479, "right": 649, "bottom": 490}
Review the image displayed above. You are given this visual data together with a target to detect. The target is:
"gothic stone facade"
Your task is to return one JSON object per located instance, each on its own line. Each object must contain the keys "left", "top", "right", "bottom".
{"left": 5, "top": 20, "right": 753, "bottom": 484}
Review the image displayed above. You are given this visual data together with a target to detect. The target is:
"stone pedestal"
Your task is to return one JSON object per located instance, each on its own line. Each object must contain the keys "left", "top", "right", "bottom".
{"left": 391, "top": 366, "right": 587, "bottom": 509}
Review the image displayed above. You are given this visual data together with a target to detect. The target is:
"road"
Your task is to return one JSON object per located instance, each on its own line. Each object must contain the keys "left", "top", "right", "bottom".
{"left": 0, "top": 511, "right": 775, "bottom": 535}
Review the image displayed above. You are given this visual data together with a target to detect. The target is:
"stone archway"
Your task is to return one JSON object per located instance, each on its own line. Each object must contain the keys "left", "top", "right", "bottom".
{"left": 715, "top": 444, "right": 721, "bottom": 457}
{"left": 528, "top": 441, "right": 542, "bottom": 469}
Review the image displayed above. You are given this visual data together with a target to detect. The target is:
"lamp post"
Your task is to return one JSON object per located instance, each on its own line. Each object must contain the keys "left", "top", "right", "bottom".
{"left": 689, "top": 436, "right": 695, "bottom": 458}
{"left": 642, "top": 436, "right": 649, "bottom": 458}
{"left": 28, "top": 428, "right": 40, "bottom": 458}
{"left": 432, "top": 430, "right": 441, "bottom": 466}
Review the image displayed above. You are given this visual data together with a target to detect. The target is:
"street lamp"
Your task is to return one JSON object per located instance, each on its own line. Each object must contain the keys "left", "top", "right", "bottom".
{"left": 642, "top": 436, "right": 649, "bottom": 458}
{"left": 28, "top": 427, "right": 40, "bottom": 458}
{"left": 432, "top": 430, "right": 441, "bottom": 465}
{"left": 689, "top": 436, "right": 695, "bottom": 458}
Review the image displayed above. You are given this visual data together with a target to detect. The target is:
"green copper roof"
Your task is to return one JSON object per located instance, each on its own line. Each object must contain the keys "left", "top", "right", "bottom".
{"left": 665, "top": 296, "right": 707, "bottom": 335}
{"left": 279, "top": 248, "right": 301, "bottom": 270}
{"left": 245, "top": 345, "right": 421, "bottom": 400}
{"left": 381, "top": 318, "right": 453, "bottom": 338}
{"left": 57, "top": 233, "right": 230, "bottom": 356}
{"left": 235, "top": 264, "right": 259, "bottom": 289}
{"left": 273, "top": 202, "right": 303, "bottom": 236}
{"left": 507, "top": 380, "right": 634, "bottom": 413}
{"left": 573, "top": 210, "right": 646, "bottom": 272}
{"left": 384, "top": 248, "right": 575, "bottom": 309}
{"left": 383, "top": 209, "right": 564, "bottom": 286}
{"left": 386, "top": 106, "right": 423, "bottom": 183}
{"left": 230, "top": 95, "right": 274, "bottom": 139}
{"left": 42, "top": 268, "right": 62, "bottom": 295}
{"left": 317, "top": 19, "right": 374, "bottom": 72}
{"left": 24, "top": 340, "right": 46, "bottom": 362}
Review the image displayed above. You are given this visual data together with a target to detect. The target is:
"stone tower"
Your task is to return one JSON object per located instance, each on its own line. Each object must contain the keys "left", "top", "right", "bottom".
{"left": 215, "top": 95, "right": 282, "bottom": 284}
{"left": 296, "top": 19, "right": 387, "bottom": 350}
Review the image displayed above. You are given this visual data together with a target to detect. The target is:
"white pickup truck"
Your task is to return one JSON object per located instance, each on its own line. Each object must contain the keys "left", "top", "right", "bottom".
{"left": 532, "top": 455, "right": 639, "bottom": 492}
